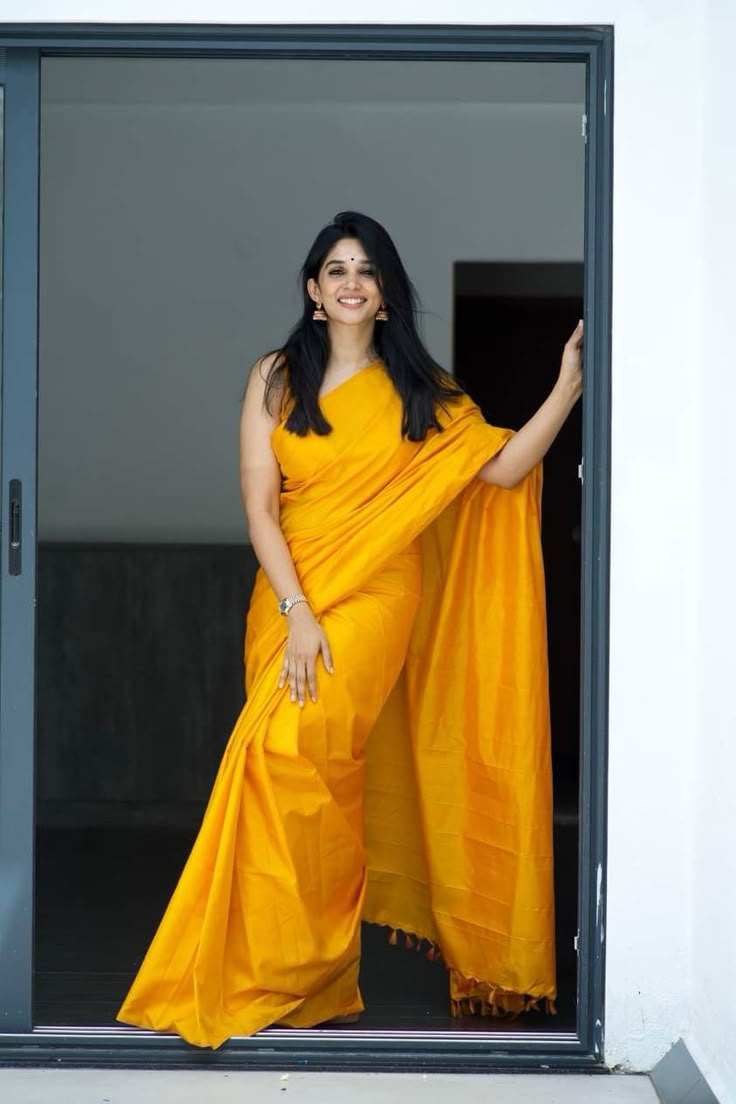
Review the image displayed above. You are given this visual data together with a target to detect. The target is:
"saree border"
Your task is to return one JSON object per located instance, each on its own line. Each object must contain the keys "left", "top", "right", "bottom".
{"left": 0, "top": 22, "right": 613, "bottom": 1072}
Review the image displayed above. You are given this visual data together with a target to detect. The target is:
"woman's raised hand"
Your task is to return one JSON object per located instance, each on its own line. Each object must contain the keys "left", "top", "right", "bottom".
{"left": 476, "top": 318, "right": 584, "bottom": 489}
{"left": 278, "top": 605, "right": 334, "bottom": 707}
{"left": 558, "top": 319, "right": 584, "bottom": 401}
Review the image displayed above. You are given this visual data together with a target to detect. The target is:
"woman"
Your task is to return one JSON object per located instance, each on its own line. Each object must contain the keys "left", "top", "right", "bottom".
{"left": 117, "top": 211, "right": 583, "bottom": 1049}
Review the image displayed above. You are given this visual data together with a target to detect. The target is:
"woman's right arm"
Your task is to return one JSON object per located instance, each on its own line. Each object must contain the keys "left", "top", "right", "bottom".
{"left": 240, "top": 356, "right": 306, "bottom": 608}
{"left": 240, "top": 356, "right": 333, "bottom": 707}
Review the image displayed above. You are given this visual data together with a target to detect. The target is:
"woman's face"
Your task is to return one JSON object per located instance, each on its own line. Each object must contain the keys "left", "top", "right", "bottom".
{"left": 307, "top": 238, "right": 383, "bottom": 325}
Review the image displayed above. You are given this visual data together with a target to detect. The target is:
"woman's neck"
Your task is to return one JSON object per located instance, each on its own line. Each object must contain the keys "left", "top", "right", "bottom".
{"left": 325, "top": 323, "right": 377, "bottom": 372}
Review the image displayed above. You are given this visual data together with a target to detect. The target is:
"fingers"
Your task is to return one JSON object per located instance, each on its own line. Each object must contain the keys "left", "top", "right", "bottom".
{"left": 296, "top": 662, "right": 307, "bottom": 709}
{"left": 320, "top": 636, "right": 335, "bottom": 675}
{"left": 278, "top": 631, "right": 335, "bottom": 707}
{"left": 277, "top": 651, "right": 298, "bottom": 703}
{"left": 306, "top": 660, "right": 317, "bottom": 705}
{"left": 280, "top": 653, "right": 307, "bottom": 707}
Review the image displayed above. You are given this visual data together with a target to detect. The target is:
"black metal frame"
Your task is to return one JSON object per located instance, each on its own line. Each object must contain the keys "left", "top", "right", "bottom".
{"left": 0, "top": 22, "right": 613, "bottom": 1072}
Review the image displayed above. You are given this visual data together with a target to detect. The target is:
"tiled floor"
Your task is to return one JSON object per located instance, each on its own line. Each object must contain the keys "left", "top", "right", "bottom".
{"left": 0, "top": 1069, "right": 659, "bottom": 1104}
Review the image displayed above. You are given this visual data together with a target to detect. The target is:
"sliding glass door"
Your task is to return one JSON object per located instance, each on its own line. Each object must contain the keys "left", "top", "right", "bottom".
{"left": 0, "top": 49, "right": 40, "bottom": 1033}
{"left": 0, "top": 27, "right": 612, "bottom": 1069}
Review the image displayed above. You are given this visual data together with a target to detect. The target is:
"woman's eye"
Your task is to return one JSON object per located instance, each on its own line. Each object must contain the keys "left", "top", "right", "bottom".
{"left": 325, "top": 266, "right": 376, "bottom": 278}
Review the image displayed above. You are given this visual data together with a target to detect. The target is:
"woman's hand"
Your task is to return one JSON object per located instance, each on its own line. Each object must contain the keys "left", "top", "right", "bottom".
{"left": 278, "top": 604, "right": 334, "bottom": 707}
{"left": 557, "top": 319, "right": 584, "bottom": 402}
{"left": 477, "top": 319, "right": 584, "bottom": 489}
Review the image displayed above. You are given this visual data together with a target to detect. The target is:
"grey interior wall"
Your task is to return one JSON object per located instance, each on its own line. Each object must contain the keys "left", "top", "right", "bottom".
{"left": 39, "top": 58, "right": 585, "bottom": 542}
{"left": 36, "top": 542, "right": 258, "bottom": 827}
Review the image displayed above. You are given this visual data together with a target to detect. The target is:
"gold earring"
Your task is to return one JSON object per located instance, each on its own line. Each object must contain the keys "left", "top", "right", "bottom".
{"left": 375, "top": 304, "right": 388, "bottom": 322}
{"left": 312, "top": 301, "right": 327, "bottom": 322}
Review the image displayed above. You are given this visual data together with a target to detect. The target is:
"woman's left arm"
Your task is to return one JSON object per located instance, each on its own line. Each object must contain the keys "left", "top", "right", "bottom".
{"left": 478, "top": 320, "right": 584, "bottom": 489}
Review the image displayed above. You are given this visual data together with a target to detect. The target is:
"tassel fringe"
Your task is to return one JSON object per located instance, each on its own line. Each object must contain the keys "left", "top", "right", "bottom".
{"left": 383, "top": 926, "right": 443, "bottom": 962}
{"left": 379, "top": 925, "right": 555, "bottom": 1019}
{"left": 450, "top": 991, "right": 557, "bottom": 1020}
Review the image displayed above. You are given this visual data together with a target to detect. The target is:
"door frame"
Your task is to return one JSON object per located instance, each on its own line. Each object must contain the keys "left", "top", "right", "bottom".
{"left": 0, "top": 22, "right": 613, "bottom": 1071}
{"left": 0, "top": 46, "right": 41, "bottom": 1041}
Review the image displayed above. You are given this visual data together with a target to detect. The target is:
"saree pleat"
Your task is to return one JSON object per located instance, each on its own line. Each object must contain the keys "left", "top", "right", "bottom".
{"left": 117, "top": 362, "right": 556, "bottom": 1047}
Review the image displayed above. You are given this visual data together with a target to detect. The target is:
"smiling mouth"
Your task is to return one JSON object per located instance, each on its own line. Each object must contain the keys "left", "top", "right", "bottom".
{"left": 338, "top": 297, "right": 367, "bottom": 306}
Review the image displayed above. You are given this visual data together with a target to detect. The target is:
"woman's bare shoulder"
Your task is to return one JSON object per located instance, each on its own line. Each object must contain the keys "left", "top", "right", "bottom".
{"left": 244, "top": 351, "right": 289, "bottom": 425}
{"left": 248, "top": 351, "right": 283, "bottom": 392}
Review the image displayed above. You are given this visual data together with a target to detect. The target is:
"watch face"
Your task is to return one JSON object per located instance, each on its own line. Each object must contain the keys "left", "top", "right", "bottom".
{"left": 279, "top": 598, "right": 289, "bottom": 614}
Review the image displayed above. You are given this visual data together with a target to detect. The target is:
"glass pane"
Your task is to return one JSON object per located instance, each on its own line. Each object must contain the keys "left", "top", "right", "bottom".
{"left": 0, "top": 83, "right": 4, "bottom": 420}
{"left": 0, "top": 51, "right": 40, "bottom": 1033}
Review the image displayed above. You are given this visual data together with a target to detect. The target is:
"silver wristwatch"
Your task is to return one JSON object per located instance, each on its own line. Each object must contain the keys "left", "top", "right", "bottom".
{"left": 278, "top": 593, "right": 308, "bottom": 616}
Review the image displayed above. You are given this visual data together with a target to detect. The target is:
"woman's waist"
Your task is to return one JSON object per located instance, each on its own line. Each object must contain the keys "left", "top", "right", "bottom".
{"left": 250, "top": 535, "right": 422, "bottom": 610}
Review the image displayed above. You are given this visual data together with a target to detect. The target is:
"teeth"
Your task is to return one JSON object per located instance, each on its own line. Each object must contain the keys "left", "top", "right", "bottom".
{"left": 339, "top": 298, "right": 365, "bottom": 304}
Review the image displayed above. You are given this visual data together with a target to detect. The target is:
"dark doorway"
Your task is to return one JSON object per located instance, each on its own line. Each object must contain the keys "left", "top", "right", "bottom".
{"left": 453, "top": 260, "right": 584, "bottom": 1021}
{"left": 33, "top": 59, "right": 585, "bottom": 1037}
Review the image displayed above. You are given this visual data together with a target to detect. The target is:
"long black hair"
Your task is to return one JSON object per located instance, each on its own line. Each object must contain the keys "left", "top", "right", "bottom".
{"left": 263, "top": 211, "right": 463, "bottom": 441}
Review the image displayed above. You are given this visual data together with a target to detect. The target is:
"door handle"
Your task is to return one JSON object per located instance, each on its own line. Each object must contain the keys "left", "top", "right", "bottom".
{"left": 9, "top": 479, "right": 22, "bottom": 576}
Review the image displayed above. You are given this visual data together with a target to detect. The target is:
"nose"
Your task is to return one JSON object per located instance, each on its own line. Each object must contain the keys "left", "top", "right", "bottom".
{"left": 343, "top": 272, "right": 361, "bottom": 288}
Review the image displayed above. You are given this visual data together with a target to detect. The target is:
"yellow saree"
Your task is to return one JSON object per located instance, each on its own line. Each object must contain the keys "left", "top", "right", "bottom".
{"left": 116, "top": 361, "right": 556, "bottom": 1048}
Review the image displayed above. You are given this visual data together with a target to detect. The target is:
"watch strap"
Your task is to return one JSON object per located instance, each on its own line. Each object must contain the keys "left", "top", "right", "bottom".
{"left": 279, "top": 593, "right": 308, "bottom": 615}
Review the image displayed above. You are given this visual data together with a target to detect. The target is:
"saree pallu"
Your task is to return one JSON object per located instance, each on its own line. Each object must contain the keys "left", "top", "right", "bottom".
{"left": 117, "top": 362, "right": 556, "bottom": 1048}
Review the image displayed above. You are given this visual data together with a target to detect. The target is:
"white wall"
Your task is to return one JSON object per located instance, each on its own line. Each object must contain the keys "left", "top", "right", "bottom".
{"left": 12, "top": 0, "right": 736, "bottom": 1093}
{"left": 685, "top": 2, "right": 736, "bottom": 1102}
{"left": 39, "top": 59, "right": 584, "bottom": 541}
